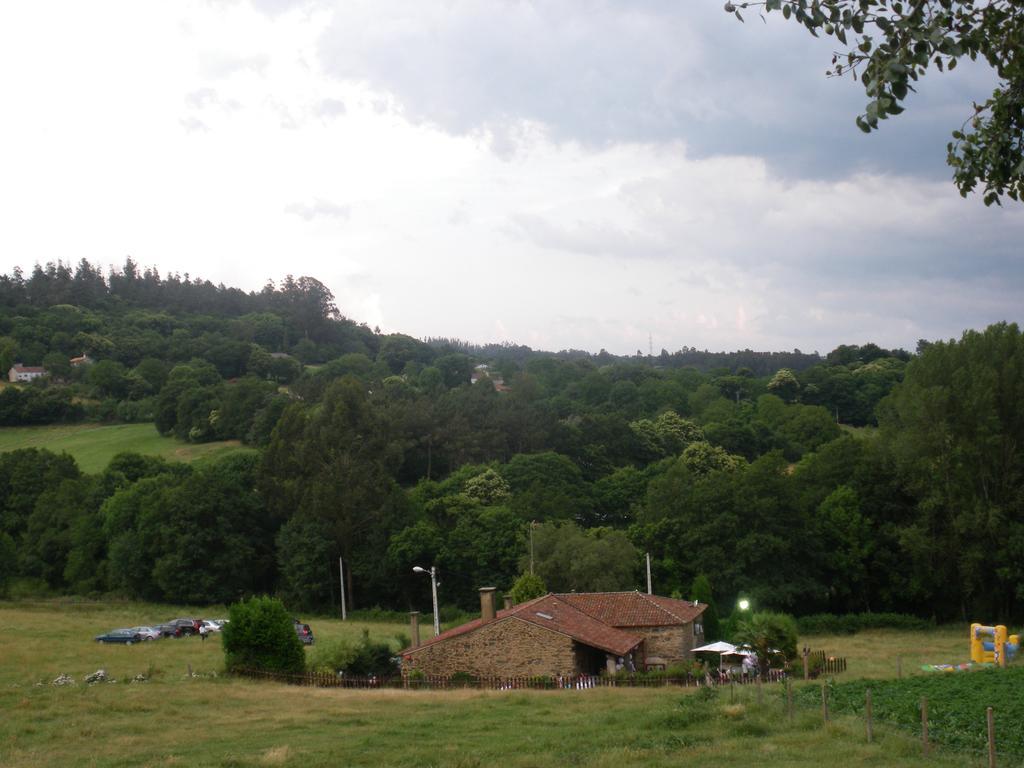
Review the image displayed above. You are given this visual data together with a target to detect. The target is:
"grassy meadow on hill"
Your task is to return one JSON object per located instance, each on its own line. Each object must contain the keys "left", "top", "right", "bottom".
{"left": 0, "top": 601, "right": 1007, "bottom": 767}
{"left": 0, "top": 423, "right": 252, "bottom": 474}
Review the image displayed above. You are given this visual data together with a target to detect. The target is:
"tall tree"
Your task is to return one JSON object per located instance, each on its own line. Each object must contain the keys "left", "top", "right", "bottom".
{"left": 260, "top": 377, "right": 407, "bottom": 610}
{"left": 879, "top": 322, "right": 1024, "bottom": 619}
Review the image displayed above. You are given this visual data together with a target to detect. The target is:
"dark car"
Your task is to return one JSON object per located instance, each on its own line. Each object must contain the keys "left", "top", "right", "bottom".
{"left": 153, "top": 622, "right": 182, "bottom": 638}
{"left": 168, "top": 618, "right": 200, "bottom": 636}
{"left": 294, "top": 620, "right": 314, "bottom": 645}
{"left": 95, "top": 628, "right": 143, "bottom": 645}
{"left": 153, "top": 618, "right": 198, "bottom": 638}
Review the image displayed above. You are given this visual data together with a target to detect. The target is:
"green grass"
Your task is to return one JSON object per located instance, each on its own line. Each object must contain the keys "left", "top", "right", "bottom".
{"left": 0, "top": 423, "right": 253, "bottom": 474}
{"left": 0, "top": 601, "right": 989, "bottom": 767}
{"left": 803, "top": 667, "right": 1024, "bottom": 757}
{"left": 802, "top": 625, "right": 972, "bottom": 680}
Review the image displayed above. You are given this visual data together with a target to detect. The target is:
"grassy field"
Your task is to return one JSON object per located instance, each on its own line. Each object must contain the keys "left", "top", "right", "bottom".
{"left": 0, "top": 601, "right": 999, "bottom": 767}
{"left": 802, "top": 625, "right": 971, "bottom": 679}
{"left": 0, "top": 423, "right": 253, "bottom": 474}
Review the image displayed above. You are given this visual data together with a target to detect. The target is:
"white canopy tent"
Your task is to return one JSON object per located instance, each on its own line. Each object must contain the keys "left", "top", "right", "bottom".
{"left": 692, "top": 641, "right": 738, "bottom": 654}
{"left": 692, "top": 641, "right": 746, "bottom": 673}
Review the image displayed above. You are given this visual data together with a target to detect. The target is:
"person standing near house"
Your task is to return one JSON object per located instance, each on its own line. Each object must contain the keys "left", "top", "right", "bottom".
{"left": 742, "top": 653, "right": 757, "bottom": 679}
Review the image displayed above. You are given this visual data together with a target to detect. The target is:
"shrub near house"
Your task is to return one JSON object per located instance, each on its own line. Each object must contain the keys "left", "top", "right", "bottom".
{"left": 222, "top": 595, "right": 305, "bottom": 674}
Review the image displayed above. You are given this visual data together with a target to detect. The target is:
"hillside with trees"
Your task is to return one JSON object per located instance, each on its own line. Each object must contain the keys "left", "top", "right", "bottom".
{"left": 2, "top": 259, "right": 1020, "bottom": 625}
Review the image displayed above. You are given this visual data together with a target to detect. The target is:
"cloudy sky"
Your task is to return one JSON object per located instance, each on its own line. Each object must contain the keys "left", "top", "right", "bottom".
{"left": 1, "top": 1, "right": 1021, "bottom": 355}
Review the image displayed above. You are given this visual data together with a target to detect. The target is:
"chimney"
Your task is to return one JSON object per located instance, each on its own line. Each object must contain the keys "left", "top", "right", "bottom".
{"left": 503, "top": 595, "right": 513, "bottom": 610}
{"left": 479, "top": 587, "right": 497, "bottom": 622}
{"left": 409, "top": 611, "right": 420, "bottom": 648}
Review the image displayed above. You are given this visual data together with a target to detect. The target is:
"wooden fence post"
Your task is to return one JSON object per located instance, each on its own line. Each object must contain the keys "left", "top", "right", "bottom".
{"left": 987, "top": 707, "right": 996, "bottom": 768}
{"left": 803, "top": 648, "right": 810, "bottom": 681}
{"left": 921, "top": 696, "right": 929, "bottom": 756}
{"left": 821, "top": 683, "right": 829, "bottom": 724}
{"left": 865, "top": 688, "right": 873, "bottom": 743}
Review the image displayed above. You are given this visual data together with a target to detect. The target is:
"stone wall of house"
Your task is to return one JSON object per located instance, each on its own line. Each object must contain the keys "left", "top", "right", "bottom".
{"left": 402, "top": 617, "right": 577, "bottom": 678}
{"left": 629, "top": 623, "right": 695, "bottom": 669}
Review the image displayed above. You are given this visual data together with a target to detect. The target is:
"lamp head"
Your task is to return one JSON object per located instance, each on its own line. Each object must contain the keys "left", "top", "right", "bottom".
{"left": 413, "top": 566, "right": 426, "bottom": 574}
{"left": 738, "top": 598, "right": 750, "bottom": 611}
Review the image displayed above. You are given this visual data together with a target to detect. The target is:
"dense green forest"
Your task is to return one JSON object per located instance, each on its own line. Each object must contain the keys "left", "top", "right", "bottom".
{"left": 1, "top": 259, "right": 1020, "bottom": 625}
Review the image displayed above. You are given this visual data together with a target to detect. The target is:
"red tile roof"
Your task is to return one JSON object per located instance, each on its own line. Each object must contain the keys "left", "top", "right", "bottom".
{"left": 554, "top": 591, "right": 706, "bottom": 627}
{"left": 402, "top": 593, "right": 645, "bottom": 658}
{"left": 11, "top": 365, "right": 46, "bottom": 374}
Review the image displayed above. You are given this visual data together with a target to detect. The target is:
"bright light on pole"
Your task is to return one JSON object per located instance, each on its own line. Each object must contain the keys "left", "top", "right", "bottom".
{"left": 738, "top": 598, "right": 750, "bottom": 611}
{"left": 413, "top": 565, "right": 440, "bottom": 637}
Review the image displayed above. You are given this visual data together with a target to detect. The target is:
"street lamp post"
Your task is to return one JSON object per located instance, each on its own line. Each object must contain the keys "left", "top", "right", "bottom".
{"left": 413, "top": 565, "right": 440, "bottom": 637}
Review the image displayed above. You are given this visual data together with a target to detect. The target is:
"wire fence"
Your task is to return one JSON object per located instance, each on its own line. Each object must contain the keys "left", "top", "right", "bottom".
{"left": 232, "top": 667, "right": 787, "bottom": 690}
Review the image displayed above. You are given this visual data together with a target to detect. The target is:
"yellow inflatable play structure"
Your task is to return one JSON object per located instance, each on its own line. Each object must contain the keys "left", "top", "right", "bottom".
{"left": 970, "top": 623, "right": 1020, "bottom": 667}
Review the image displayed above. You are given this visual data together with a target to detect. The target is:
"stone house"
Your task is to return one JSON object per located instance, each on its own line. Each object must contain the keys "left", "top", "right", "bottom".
{"left": 401, "top": 588, "right": 706, "bottom": 679}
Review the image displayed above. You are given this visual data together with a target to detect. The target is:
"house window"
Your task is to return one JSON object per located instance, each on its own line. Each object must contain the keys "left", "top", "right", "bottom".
{"left": 695, "top": 622, "right": 704, "bottom": 635}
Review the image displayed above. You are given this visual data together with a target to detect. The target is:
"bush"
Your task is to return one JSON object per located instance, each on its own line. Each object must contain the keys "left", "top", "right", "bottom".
{"left": 308, "top": 629, "right": 396, "bottom": 677}
{"left": 222, "top": 595, "right": 305, "bottom": 674}
{"left": 796, "top": 612, "right": 933, "bottom": 635}
{"left": 734, "top": 611, "right": 799, "bottom": 679}
{"left": 508, "top": 572, "right": 546, "bottom": 605}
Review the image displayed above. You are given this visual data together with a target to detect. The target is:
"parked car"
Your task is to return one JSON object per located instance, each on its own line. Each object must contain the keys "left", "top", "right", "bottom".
{"left": 130, "top": 626, "right": 161, "bottom": 641}
{"left": 95, "top": 628, "right": 143, "bottom": 645}
{"left": 294, "top": 620, "right": 314, "bottom": 645}
{"left": 152, "top": 619, "right": 198, "bottom": 638}
{"left": 168, "top": 618, "right": 200, "bottom": 636}
{"left": 200, "top": 620, "right": 221, "bottom": 633}
{"left": 153, "top": 622, "right": 182, "bottom": 638}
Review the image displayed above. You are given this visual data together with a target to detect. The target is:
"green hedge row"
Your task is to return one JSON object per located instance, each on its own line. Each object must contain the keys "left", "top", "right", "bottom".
{"left": 797, "top": 612, "right": 933, "bottom": 635}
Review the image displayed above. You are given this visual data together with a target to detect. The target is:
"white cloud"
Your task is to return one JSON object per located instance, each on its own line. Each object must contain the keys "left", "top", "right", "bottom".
{"left": 0, "top": 1, "right": 1019, "bottom": 357}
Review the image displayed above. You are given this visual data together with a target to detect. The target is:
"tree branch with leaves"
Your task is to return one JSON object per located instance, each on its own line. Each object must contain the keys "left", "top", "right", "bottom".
{"left": 727, "top": 0, "right": 1024, "bottom": 205}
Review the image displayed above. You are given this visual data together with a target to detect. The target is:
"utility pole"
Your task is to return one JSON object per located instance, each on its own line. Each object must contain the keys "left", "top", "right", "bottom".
{"left": 646, "top": 552, "right": 653, "bottom": 595}
{"left": 413, "top": 565, "right": 440, "bottom": 636}
{"left": 339, "top": 556, "right": 347, "bottom": 620}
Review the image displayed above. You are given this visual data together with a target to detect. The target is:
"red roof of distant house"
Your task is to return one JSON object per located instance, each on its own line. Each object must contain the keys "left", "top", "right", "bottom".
{"left": 11, "top": 365, "right": 46, "bottom": 374}
{"left": 554, "top": 591, "right": 706, "bottom": 627}
{"left": 401, "top": 592, "right": 705, "bottom": 658}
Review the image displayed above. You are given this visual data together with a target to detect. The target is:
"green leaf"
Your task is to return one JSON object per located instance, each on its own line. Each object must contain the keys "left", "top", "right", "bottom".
{"left": 855, "top": 116, "right": 871, "bottom": 134}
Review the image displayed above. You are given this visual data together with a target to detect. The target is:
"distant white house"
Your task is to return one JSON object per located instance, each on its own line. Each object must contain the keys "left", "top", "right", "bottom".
{"left": 8, "top": 364, "right": 47, "bottom": 383}
{"left": 470, "top": 363, "right": 510, "bottom": 392}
